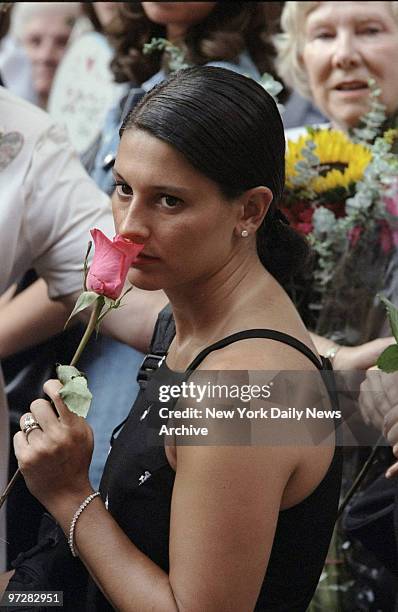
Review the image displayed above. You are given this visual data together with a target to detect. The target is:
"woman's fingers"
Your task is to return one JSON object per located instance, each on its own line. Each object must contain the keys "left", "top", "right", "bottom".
{"left": 43, "top": 379, "right": 77, "bottom": 423}
{"left": 386, "top": 457, "right": 398, "bottom": 479}
{"left": 384, "top": 405, "right": 398, "bottom": 440}
{"left": 14, "top": 430, "right": 30, "bottom": 455}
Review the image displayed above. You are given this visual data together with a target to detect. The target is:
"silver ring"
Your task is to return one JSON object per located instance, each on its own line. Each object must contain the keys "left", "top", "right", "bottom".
{"left": 24, "top": 424, "right": 42, "bottom": 441}
{"left": 22, "top": 414, "right": 41, "bottom": 435}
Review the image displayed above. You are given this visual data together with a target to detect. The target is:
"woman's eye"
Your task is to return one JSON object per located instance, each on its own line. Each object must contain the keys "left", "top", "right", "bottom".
{"left": 160, "top": 195, "right": 182, "bottom": 209}
{"left": 114, "top": 182, "right": 133, "bottom": 197}
{"left": 314, "top": 31, "right": 334, "bottom": 40}
{"left": 359, "top": 27, "right": 381, "bottom": 36}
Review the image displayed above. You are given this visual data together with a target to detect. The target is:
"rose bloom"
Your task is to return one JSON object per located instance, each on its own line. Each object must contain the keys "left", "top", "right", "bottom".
{"left": 87, "top": 228, "right": 143, "bottom": 299}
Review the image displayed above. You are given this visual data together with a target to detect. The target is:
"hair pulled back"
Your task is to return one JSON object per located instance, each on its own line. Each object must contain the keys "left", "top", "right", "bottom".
{"left": 121, "top": 66, "right": 309, "bottom": 286}
{"left": 107, "top": 2, "right": 278, "bottom": 85}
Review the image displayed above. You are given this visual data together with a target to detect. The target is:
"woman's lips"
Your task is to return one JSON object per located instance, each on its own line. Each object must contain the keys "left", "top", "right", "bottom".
{"left": 334, "top": 81, "right": 369, "bottom": 97}
{"left": 335, "top": 81, "right": 368, "bottom": 91}
{"left": 132, "top": 253, "right": 160, "bottom": 265}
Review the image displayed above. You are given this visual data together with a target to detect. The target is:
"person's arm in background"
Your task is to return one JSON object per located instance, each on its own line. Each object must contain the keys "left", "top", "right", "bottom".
{"left": 0, "top": 277, "right": 168, "bottom": 359}
{"left": 310, "top": 332, "right": 395, "bottom": 370}
{"left": 0, "top": 279, "right": 71, "bottom": 360}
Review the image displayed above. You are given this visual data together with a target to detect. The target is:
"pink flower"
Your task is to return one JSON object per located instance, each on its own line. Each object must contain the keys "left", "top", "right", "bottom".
{"left": 384, "top": 181, "right": 398, "bottom": 216}
{"left": 87, "top": 229, "right": 144, "bottom": 300}
{"left": 348, "top": 226, "right": 362, "bottom": 247}
{"left": 379, "top": 220, "right": 397, "bottom": 254}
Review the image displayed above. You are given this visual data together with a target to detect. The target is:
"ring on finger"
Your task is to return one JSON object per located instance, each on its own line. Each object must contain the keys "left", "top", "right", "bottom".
{"left": 24, "top": 423, "right": 42, "bottom": 441}
{"left": 21, "top": 414, "right": 42, "bottom": 436}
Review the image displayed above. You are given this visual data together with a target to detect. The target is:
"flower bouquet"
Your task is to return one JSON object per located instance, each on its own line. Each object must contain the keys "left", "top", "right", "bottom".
{"left": 283, "top": 82, "right": 398, "bottom": 344}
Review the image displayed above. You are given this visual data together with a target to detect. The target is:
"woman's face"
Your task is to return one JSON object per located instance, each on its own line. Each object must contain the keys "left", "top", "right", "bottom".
{"left": 301, "top": 1, "right": 398, "bottom": 130}
{"left": 141, "top": 2, "right": 217, "bottom": 38}
{"left": 93, "top": 2, "right": 120, "bottom": 28}
{"left": 112, "top": 128, "right": 242, "bottom": 293}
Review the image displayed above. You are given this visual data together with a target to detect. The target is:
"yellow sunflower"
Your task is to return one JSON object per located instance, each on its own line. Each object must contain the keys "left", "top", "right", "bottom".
{"left": 286, "top": 129, "right": 372, "bottom": 194}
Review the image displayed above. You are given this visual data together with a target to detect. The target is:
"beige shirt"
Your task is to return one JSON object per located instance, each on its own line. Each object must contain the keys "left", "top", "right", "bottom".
{"left": 0, "top": 87, "right": 115, "bottom": 570}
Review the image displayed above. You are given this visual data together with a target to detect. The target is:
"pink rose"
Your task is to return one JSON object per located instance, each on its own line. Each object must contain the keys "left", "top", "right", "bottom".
{"left": 87, "top": 229, "right": 144, "bottom": 300}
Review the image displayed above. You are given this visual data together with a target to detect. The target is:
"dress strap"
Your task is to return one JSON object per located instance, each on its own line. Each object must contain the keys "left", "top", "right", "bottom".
{"left": 186, "top": 329, "right": 325, "bottom": 371}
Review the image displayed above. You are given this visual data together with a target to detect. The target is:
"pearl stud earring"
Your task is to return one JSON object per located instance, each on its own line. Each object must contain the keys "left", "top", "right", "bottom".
{"left": 241, "top": 229, "right": 249, "bottom": 237}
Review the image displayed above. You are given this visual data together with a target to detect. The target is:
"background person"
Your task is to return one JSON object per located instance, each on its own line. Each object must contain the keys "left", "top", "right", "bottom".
{"left": 9, "top": 2, "right": 80, "bottom": 108}
{"left": 274, "top": 1, "right": 398, "bottom": 607}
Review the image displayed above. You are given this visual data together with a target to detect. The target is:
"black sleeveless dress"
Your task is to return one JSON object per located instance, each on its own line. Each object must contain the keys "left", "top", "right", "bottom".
{"left": 85, "top": 329, "right": 343, "bottom": 611}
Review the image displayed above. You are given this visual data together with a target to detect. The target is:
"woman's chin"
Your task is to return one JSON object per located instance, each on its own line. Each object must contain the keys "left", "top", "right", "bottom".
{"left": 330, "top": 106, "right": 371, "bottom": 132}
{"left": 127, "top": 269, "right": 164, "bottom": 291}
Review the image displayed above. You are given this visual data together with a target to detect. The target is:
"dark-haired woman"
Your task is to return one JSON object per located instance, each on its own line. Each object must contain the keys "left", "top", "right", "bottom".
{"left": 82, "top": 0, "right": 282, "bottom": 489}
{"left": 1, "top": 67, "right": 341, "bottom": 611}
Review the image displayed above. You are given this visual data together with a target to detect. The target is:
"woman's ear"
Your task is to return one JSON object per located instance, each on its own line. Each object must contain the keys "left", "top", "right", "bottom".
{"left": 235, "top": 186, "right": 273, "bottom": 237}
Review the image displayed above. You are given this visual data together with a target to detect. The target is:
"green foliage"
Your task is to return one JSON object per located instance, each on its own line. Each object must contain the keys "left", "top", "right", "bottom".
{"left": 64, "top": 291, "right": 100, "bottom": 328}
{"left": 56, "top": 365, "right": 93, "bottom": 418}
{"left": 143, "top": 37, "right": 190, "bottom": 72}
{"left": 376, "top": 345, "right": 398, "bottom": 373}
{"left": 379, "top": 295, "right": 398, "bottom": 343}
{"left": 376, "top": 296, "right": 398, "bottom": 373}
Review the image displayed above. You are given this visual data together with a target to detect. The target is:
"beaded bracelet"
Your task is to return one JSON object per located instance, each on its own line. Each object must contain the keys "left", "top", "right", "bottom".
{"left": 68, "top": 491, "right": 101, "bottom": 557}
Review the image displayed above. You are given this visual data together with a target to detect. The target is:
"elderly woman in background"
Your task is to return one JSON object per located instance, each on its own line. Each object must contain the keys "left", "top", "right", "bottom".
{"left": 275, "top": 0, "right": 398, "bottom": 351}
{"left": 275, "top": 2, "right": 398, "bottom": 608}
{"left": 10, "top": 2, "right": 80, "bottom": 108}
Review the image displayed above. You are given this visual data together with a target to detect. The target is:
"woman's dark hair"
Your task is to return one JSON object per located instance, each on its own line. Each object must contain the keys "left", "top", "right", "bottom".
{"left": 0, "top": 3, "right": 11, "bottom": 42}
{"left": 120, "top": 66, "right": 308, "bottom": 285}
{"left": 106, "top": 2, "right": 281, "bottom": 86}
{"left": 80, "top": 2, "right": 102, "bottom": 32}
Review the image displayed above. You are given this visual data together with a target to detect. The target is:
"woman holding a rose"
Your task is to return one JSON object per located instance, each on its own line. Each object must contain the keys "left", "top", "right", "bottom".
{"left": 0, "top": 67, "right": 342, "bottom": 611}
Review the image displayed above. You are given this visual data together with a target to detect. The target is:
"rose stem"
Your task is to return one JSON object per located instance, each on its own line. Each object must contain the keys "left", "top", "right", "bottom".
{"left": 0, "top": 298, "right": 104, "bottom": 510}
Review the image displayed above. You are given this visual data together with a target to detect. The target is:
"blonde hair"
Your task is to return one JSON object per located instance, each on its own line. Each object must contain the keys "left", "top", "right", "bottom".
{"left": 274, "top": 1, "right": 398, "bottom": 99}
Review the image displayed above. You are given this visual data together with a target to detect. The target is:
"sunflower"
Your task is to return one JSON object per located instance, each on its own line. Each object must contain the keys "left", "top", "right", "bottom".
{"left": 286, "top": 129, "right": 372, "bottom": 194}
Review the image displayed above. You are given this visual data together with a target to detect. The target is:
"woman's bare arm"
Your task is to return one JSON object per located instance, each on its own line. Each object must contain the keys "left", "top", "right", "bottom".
{"left": 310, "top": 332, "right": 394, "bottom": 370}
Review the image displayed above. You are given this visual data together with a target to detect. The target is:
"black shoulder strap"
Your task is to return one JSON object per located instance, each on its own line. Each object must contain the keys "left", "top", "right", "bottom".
{"left": 187, "top": 329, "right": 325, "bottom": 371}
{"left": 136, "top": 304, "right": 175, "bottom": 390}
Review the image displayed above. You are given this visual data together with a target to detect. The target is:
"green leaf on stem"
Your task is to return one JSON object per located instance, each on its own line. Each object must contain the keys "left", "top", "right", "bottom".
{"left": 376, "top": 345, "right": 398, "bottom": 373}
{"left": 64, "top": 291, "right": 100, "bottom": 329}
{"left": 379, "top": 295, "right": 398, "bottom": 343}
{"left": 56, "top": 364, "right": 93, "bottom": 417}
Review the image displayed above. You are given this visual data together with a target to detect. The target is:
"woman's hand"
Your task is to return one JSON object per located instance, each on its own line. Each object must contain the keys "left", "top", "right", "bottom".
{"left": 359, "top": 369, "right": 398, "bottom": 478}
{"left": 13, "top": 379, "right": 94, "bottom": 513}
{"left": 333, "top": 336, "right": 395, "bottom": 370}
{"left": 359, "top": 367, "right": 397, "bottom": 431}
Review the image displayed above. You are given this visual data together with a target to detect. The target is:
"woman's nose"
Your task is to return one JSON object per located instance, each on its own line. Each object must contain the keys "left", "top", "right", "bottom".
{"left": 332, "top": 31, "right": 362, "bottom": 70}
{"left": 114, "top": 200, "right": 151, "bottom": 243}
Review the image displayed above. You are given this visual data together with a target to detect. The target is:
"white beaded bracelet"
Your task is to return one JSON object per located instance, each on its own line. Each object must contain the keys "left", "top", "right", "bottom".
{"left": 68, "top": 491, "right": 101, "bottom": 557}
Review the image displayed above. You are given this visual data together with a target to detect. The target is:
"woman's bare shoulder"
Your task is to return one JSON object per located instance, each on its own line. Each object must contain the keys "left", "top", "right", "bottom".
{"left": 197, "top": 334, "right": 319, "bottom": 371}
